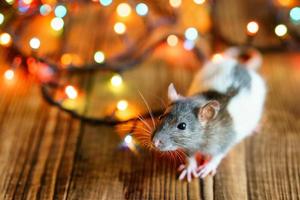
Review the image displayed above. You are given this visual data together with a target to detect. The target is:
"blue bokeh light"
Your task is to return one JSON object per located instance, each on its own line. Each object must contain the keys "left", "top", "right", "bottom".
{"left": 136, "top": 3, "right": 148, "bottom": 16}
{"left": 184, "top": 27, "right": 198, "bottom": 41}
{"left": 54, "top": 5, "right": 67, "bottom": 18}
{"left": 290, "top": 7, "right": 300, "bottom": 22}
{"left": 100, "top": 0, "right": 113, "bottom": 6}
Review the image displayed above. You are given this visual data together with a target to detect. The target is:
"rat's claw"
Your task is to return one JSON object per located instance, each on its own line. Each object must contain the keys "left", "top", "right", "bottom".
{"left": 179, "top": 169, "right": 187, "bottom": 180}
{"left": 177, "top": 164, "right": 186, "bottom": 172}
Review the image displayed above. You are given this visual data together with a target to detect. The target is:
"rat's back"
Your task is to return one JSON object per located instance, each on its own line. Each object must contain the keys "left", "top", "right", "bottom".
{"left": 189, "top": 48, "right": 266, "bottom": 143}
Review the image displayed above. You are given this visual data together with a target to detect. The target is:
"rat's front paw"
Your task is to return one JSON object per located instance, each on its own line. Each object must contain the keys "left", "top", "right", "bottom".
{"left": 178, "top": 164, "right": 198, "bottom": 182}
{"left": 197, "top": 162, "right": 217, "bottom": 178}
{"left": 177, "top": 157, "right": 199, "bottom": 182}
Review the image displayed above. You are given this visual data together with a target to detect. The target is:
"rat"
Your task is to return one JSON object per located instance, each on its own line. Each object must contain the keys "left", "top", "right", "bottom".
{"left": 152, "top": 47, "right": 266, "bottom": 181}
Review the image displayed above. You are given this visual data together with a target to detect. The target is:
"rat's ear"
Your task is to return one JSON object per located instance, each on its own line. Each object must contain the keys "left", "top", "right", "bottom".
{"left": 168, "top": 83, "right": 182, "bottom": 102}
{"left": 198, "top": 100, "right": 220, "bottom": 124}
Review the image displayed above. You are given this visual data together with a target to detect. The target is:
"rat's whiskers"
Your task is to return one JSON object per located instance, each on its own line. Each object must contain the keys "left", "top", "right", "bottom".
{"left": 138, "top": 90, "right": 156, "bottom": 130}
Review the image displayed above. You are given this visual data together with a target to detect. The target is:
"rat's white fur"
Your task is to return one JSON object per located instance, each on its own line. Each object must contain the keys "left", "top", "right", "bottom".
{"left": 180, "top": 48, "right": 266, "bottom": 181}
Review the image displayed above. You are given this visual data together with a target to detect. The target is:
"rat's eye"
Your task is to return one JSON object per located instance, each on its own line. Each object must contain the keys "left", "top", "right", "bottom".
{"left": 177, "top": 122, "right": 186, "bottom": 130}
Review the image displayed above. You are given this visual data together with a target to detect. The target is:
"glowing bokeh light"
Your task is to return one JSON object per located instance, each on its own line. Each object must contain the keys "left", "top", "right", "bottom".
{"left": 117, "top": 100, "right": 128, "bottom": 111}
{"left": 169, "top": 0, "right": 181, "bottom": 8}
{"left": 23, "top": 0, "right": 33, "bottom": 4}
{"left": 65, "top": 85, "right": 78, "bottom": 99}
{"left": 278, "top": 0, "right": 293, "bottom": 7}
{"left": 110, "top": 74, "right": 123, "bottom": 87}
{"left": 124, "top": 135, "right": 133, "bottom": 144}
{"left": 290, "top": 7, "right": 300, "bottom": 22}
{"left": 40, "top": 4, "right": 52, "bottom": 16}
{"left": 167, "top": 34, "right": 178, "bottom": 47}
{"left": 94, "top": 51, "right": 105, "bottom": 63}
{"left": 0, "top": 13, "right": 4, "bottom": 25}
{"left": 99, "top": 0, "right": 112, "bottom": 6}
{"left": 117, "top": 3, "right": 131, "bottom": 17}
{"left": 4, "top": 69, "right": 14, "bottom": 80}
{"left": 246, "top": 21, "right": 259, "bottom": 35}
{"left": 275, "top": 24, "right": 287, "bottom": 37}
{"left": 114, "top": 22, "right": 126, "bottom": 34}
{"left": 51, "top": 17, "right": 64, "bottom": 31}
{"left": 54, "top": 5, "right": 67, "bottom": 18}
{"left": 212, "top": 53, "right": 223, "bottom": 62}
{"left": 61, "top": 53, "right": 72, "bottom": 66}
{"left": 29, "top": 37, "right": 41, "bottom": 49}
{"left": 136, "top": 3, "right": 148, "bottom": 16}
{"left": 193, "top": 0, "right": 205, "bottom": 4}
{"left": 5, "top": 0, "right": 14, "bottom": 5}
{"left": 185, "top": 27, "right": 198, "bottom": 41}
{"left": 0, "top": 33, "right": 12, "bottom": 46}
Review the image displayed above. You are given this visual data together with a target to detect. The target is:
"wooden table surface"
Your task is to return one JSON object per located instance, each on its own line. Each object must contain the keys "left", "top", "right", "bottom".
{"left": 1, "top": 2, "right": 300, "bottom": 200}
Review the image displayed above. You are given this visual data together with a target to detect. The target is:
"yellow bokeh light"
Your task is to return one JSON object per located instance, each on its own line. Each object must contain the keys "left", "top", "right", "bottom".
{"left": 167, "top": 34, "right": 178, "bottom": 47}
{"left": 65, "top": 85, "right": 78, "bottom": 99}
{"left": 61, "top": 53, "right": 73, "bottom": 66}
{"left": 169, "top": 0, "right": 182, "bottom": 8}
{"left": 277, "top": 0, "right": 293, "bottom": 7}
{"left": 4, "top": 69, "right": 14, "bottom": 80}
{"left": 117, "top": 3, "right": 132, "bottom": 17}
{"left": 110, "top": 74, "right": 123, "bottom": 87}
{"left": 275, "top": 24, "right": 288, "bottom": 37}
{"left": 117, "top": 100, "right": 128, "bottom": 111}
{"left": 29, "top": 37, "right": 41, "bottom": 49}
{"left": 212, "top": 53, "right": 223, "bottom": 62}
{"left": 23, "top": 0, "right": 33, "bottom": 4}
{"left": 94, "top": 51, "right": 105, "bottom": 63}
{"left": 247, "top": 21, "right": 259, "bottom": 35}
{"left": 5, "top": 0, "right": 14, "bottom": 5}
{"left": 51, "top": 17, "right": 64, "bottom": 31}
{"left": 0, "top": 32, "right": 12, "bottom": 46}
{"left": 193, "top": 0, "right": 205, "bottom": 4}
{"left": 114, "top": 22, "right": 126, "bottom": 34}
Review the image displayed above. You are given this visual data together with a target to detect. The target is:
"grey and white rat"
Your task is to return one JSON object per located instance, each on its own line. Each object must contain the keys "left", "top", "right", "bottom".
{"left": 152, "top": 47, "right": 266, "bottom": 181}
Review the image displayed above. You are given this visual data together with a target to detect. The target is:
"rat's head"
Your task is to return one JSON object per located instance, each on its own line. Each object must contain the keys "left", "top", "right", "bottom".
{"left": 152, "top": 83, "right": 220, "bottom": 154}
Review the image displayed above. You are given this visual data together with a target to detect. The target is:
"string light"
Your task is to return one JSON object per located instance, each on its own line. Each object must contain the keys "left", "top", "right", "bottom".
{"left": 246, "top": 21, "right": 259, "bottom": 35}
{"left": 110, "top": 74, "right": 123, "bottom": 87}
{"left": 40, "top": 4, "right": 52, "bottom": 16}
{"left": 193, "top": 0, "right": 205, "bottom": 4}
{"left": 51, "top": 17, "right": 64, "bottom": 31}
{"left": 4, "top": 69, "right": 14, "bottom": 80}
{"left": 29, "top": 37, "right": 41, "bottom": 49}
{"left": 275, "top": 24, "right": 287, "bottom": 37}
{"left": 117, "top": 100, "right": 128, "bottom": 111}
{"left": 65, "top": 85, "right": 78, "bottom": 99}
{"left": 114, "top": 22, "right": 126, "bottom": 34}
{"left": 117, "top": 3, "right": 132, "bottom": 17}
{"left": 94, "top": 51, "right": 105, "bottom": 63}
{"left": 169, "top": 0, "right": 182, "bottom": 8}
{"left": 136, "top": 3, "right": 148, "bottom": 16}
{"left": 0, "top": 13, "right": 4, "bottom": 25}
{"left": 5, "top": 0, "right": 14, "bottom": 5}
{"left": 185, "top": 27, "right": 198, "bottom": 41}
{"left": 23, "top": 0, "right": 33, "bottom": 5}
{"left": 0, "top": 32, "right": 12, "bottom": 46}
{"left": 167, "top": 34, "right": 178, "bottom": 47}
{"left": 54, "top": 5, "right": 67, "bottom": 18}
{"left": 99, "top": 0, "right": 112, "bottom": 6}
{"left": 290, "top": 7, "right": 300, "bottom": 22}
{"left": 212, "top": 53, "right": 223, "bottom": 62}
{"left": 124, "top": 134, "right": 133, "bottom": 145}
{"left": 277, "top": 0, "right": 293, "bottom": 7}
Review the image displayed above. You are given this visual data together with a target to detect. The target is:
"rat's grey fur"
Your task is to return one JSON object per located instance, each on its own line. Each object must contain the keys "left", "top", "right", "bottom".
{"left": 152, "top": 63, "right": 252, "bottom": 157}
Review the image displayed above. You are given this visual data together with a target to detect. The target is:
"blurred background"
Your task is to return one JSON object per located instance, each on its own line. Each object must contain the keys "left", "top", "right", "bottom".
{"left": 0, "top": 0, "right": 299, "bottom": 122}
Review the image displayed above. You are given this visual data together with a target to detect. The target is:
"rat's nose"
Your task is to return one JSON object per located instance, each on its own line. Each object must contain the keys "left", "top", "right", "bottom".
{"left": 153, "top": 139, "right": 163, "bottom": 148}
